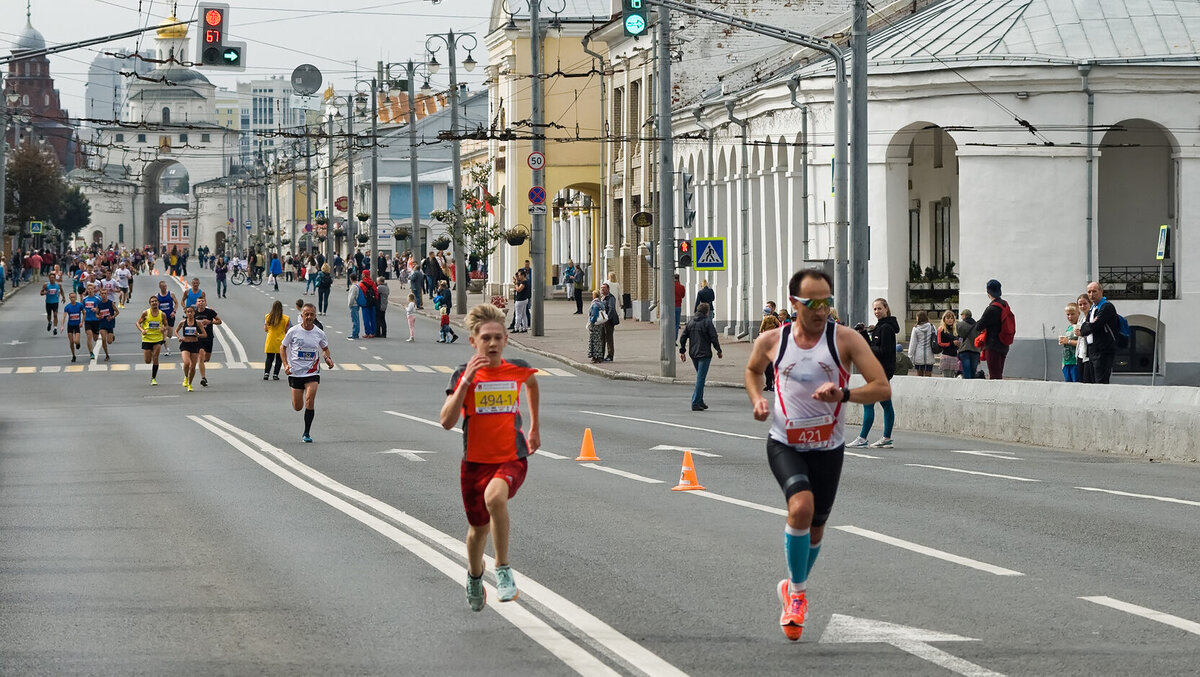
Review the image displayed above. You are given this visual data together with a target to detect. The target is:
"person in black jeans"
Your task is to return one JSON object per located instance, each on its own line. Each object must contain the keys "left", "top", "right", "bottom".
{"left": 600, "top": 282, "right": 619, "bottom": 361}
{"left": 1079, "top": 281, "right": 1119, "bottom": 384}
{"left": 679, "top": 302, "right": 722, "bottom": 410}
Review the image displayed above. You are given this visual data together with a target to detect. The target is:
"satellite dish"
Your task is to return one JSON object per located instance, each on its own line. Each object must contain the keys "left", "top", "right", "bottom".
{"left": 291, "top": 64, "right": 322, "bottom": 97}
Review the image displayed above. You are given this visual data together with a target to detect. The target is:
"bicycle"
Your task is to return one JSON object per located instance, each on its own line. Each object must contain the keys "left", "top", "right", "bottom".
{"left": 230, "top": 268, "right": 246, "bottom": 286}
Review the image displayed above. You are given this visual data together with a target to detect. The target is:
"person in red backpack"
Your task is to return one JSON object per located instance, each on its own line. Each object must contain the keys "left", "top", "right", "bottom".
{"left": 972, "top": 279, "right": 1015, "bottom": 380}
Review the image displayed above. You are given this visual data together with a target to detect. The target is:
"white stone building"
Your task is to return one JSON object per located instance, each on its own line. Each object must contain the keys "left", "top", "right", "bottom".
{"left": 664, "top": 0, "right": 1200, "bottom": 384}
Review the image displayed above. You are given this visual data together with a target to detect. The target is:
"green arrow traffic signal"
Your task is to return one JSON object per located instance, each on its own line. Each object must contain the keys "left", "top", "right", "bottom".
{"left": 222, "top": 47, "right": 241, "bottom": 64}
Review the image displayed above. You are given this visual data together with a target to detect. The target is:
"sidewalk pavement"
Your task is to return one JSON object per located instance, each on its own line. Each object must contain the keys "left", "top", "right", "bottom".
{"left": 413, "top": 289, "right": 754, "bottom": 389}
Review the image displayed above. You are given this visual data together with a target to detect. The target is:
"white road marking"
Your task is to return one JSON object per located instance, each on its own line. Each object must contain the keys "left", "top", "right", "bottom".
{"left": 192, "top": 416, "right": 683, "bottom": 677}
{"left": 944, "top": 450, "right": 1021, "bottom": 461}
{"left": 650, "top": 444, "right": 721, "bottom": 458}
{"left": 821, "top": 614, "right": 1003, "bottom": 677}
{"left": 834, "top": 526, "right": 1024, "bottom": 577}
{"left": 363, "top": 363, "right": 389, "bottom": 372}
{"left": 544, "top": 367, "right": 575, "bottom": 377}
{"left": 1075, "top": 486, "right": 1200, "bottom": 508}
{"left": 1079, "top": 596, "right": 1200, "bottom": 637}
{"left": 906, "top": 464, "right": 1041, "bottom": 483}
{"left": 845, "top": 451, "right": 881, "bottom": 459}
{"left": 685, "top": 490, "right": 787, "bottom": 516}
{"left": 0, "top": 367, "right": 12, "bottom": 374}
{"left": 579, "top": 464, "right": 664, "bottom": 484}
{"left": 536, "top": 450, "right": 567, "bottom": 460}
{"left": 409, "top": 364, "right": 435, "bottom": 373}
{"left": 580, "top": 410, "right": 762, "bottom": 440}
{"left": 378, "top": 449, "right": 435, "bottom": 461}
{"left": 384, "top": 410, "right": 460, "bottom": 434}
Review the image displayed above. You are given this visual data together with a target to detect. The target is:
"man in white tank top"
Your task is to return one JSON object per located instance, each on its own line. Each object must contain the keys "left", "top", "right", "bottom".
{"left": 743, "top": 268, "right": 891, "bottom": 641}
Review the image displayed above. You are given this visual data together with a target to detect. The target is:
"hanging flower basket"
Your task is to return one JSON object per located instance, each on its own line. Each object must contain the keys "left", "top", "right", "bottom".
{"left": 431, "top": 235, "right": 451, "bottom": 251}
{"left": 280, "top": 237, "right": 291, "bottom": 245}
{"left": 501, "top": 225, "right": 529, "bottom": 246}
{"left": 315, "top": 217, "right": 327, "bottom": 226}
{"left": 316, "top": 235, "right": 327, "bottom": 243}
{"left": 356, "top": 212, "right": 370, "bottom": 223}
{"left": 356, "top": 233, "right": 370, "bottom": 244}
{"left": 392, "top": 226, "right": 411, "bottom": 240}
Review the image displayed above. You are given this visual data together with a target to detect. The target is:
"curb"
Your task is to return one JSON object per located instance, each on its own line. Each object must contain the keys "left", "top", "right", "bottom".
{"left": 411, "top": 302, "right": 746, "bottom": 390}
{"left": 0, "top": 280, "right": 29, "bottom": 309}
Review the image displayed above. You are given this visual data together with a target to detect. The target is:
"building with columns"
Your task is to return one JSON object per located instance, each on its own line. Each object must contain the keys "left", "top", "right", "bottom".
{"left": 663, "top": 0, "right": 1200, "bottom": 384}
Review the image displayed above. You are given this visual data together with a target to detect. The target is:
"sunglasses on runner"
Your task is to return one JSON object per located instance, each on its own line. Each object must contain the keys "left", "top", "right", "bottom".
{"left": 789, "top": 295, "right": 834, "bottom": 310}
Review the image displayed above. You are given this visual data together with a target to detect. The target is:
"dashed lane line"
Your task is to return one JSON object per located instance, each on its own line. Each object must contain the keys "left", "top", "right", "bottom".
{"left": 1075, "top": 486, "right": 1200, "bottom": 508}
{"left": 579, "top": 464, "right": 664, "bottom": 484}
{"left": 1080, "top": 596, "right": 1200, "bottom": 636}
{"left": 833, "top": 526, "right": 1024, "bottom": 577}
{"left": 580, "top": 410, "right": 762, "bottom": 440}
{"left": 905, "top": 464, "right": 1041, "bottom": 483}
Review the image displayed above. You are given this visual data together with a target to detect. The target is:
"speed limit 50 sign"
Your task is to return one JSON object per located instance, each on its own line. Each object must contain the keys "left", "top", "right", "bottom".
{"left": 527, "top": 151, "right": 545, "bottom": 171}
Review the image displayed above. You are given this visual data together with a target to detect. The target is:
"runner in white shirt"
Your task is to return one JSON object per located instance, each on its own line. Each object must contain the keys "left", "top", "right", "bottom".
{"left": 279, "top": 303, "right": 334, "bottom": 443}
{"left": 114, "top": 264, "right": 132, "bottom": 307}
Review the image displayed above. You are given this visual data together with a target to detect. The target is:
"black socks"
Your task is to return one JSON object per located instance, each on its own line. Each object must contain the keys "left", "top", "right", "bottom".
{"left": 303, "top": 408, "right": 315, "bottom": 435}
{"left": 152, "top": 364, "right": 159, "bottom": 378}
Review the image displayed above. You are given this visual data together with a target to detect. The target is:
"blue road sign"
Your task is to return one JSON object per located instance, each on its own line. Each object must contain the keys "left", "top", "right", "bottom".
{"left": 29, "top": 220, "right": 43, "bottom": 234}
{"left": 528, "top": 186, "right": 546, "bottom": 205}
{"left": 693, "top": 237, "right": 727, "bottom": 271}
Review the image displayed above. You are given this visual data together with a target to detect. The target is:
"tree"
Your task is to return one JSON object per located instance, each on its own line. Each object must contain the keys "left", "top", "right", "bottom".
{"left": 430, "top": 161, "right": 502, "bottom": 264}
{"left": 4, "top": 141, "right": 65, "bottom": 237}
{"left": 56, "top": 185, "right": 91, "bottom": 240}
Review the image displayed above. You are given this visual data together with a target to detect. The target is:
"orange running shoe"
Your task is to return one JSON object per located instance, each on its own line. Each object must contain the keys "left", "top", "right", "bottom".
{"left": 777, "top": 579, "right": 808, "bottom": 641}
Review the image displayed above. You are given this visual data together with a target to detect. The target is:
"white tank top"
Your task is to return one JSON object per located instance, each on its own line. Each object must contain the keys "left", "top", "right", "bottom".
{"left": 768, "top": 321, "right": 850, "bottom": 450}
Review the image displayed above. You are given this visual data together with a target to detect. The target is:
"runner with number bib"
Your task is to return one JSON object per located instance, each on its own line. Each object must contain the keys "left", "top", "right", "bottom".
{"left": 156, "top": 280, "right": 178, "bottom": 356}
{"left": 279, "top": 303, "right": 334, "bottom": 443}
{"left": 743, "top": 268, "right": 891, "bottom": 641}
{"left": 60, "top": 292, "right": 84, "bottom": 362}
{"left": 136, "top": 296, "right": 167, "bottom": 385}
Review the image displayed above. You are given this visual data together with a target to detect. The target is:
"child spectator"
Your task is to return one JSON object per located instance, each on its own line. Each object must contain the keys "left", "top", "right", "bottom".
{"left": 1059, "top": 302, "right": 1081, "bottom": 382}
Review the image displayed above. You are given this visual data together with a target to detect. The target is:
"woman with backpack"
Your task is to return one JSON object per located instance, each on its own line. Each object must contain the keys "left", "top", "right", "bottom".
{"left": 908, "top": 311, "right": 936, "bottom": 377}
{"left": 316, "top": 263, "right": 333, "bottom": 316}
{"left": 972, "top": 279, "right": 1014, "bottom": 380}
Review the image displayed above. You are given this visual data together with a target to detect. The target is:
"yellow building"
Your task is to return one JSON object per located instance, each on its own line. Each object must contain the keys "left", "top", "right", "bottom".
{"left": 484, "top": 0, "right": 608, "bottom": 296}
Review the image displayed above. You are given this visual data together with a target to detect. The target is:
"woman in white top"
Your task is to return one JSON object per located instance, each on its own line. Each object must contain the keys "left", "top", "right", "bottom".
{"left": 606, "top": 272, "right": 623, "bottom": 320}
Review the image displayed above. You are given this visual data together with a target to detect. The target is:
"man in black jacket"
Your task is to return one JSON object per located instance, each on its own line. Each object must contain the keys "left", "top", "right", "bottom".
{"left": 600, "top": 282, "right": 619, "bottom": 362}
{"left": 1079, "top": 281, "right": 1119, "bottom": 383}
{"left": 972, "top": 279, "right": 1011, "bottom": 380}
{"left": 679, "top": 302, "right": 723, "bottom": 411}
{"left": 422, "top": 253, "right": 442, "bottom": 300}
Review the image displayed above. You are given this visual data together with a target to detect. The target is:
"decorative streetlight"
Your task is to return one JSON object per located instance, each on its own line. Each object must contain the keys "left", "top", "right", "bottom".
{"left": 324, "top": 93, "right": 357, "bottom": 263}
{"left": 378, "top": 60, "right": 431, "bottom": 263}
{"left": 425, "top": 29, "right": 477, "bottom": 315}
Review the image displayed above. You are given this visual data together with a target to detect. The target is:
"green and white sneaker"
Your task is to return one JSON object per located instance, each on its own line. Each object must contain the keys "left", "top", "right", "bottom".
{"left": 868, "top": 437, "right": 894, "bottom": 449}
{"left": 466, "top": 574, "right": 486, "bottom": 611}
{"left": 495, "top": 565, "right": 519, "bottom": 602}
{"left": 845, "top": 436, "right": 869, "bottom": 448}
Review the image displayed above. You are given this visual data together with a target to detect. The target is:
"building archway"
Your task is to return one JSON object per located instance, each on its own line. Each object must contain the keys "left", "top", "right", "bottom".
{"left": 214, "top": 231, "right": 226, "bottom": 256}
{"left": 142, "top": 159, "right": 191, "bottom": 252}
{"left": 1097, "top": 119, "right": 1177, "bottom": 300}
{"left": 885, "top": 122, "right": 960, "bottom": 325}
{"left": 91, "top": 229, "right": 104, "bottom": 247}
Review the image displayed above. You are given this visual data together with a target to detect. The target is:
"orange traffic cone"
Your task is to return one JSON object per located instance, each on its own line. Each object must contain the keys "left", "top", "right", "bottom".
{"left": 576, "top": 428, "right": 600, "bottom": 461}
{"left": 671, "top": 451, "right": 706, "bottom": 491}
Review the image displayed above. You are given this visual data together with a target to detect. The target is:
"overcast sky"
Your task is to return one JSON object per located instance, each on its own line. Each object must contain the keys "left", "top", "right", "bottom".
{"left": 3, "top": 0, "right": 494, "bottom": 118}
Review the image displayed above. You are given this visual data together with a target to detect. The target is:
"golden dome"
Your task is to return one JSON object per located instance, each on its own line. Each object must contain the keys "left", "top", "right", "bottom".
{"left": 156, "top": 15, "right": 188, "bottom": 39}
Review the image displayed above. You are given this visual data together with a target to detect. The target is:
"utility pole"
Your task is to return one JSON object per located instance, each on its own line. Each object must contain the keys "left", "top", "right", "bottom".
{"left": 371, "top": 64, "right": 380, "bottom": 259}
{"left": 304, "top": 120, "right": 312, "bottom": 255}
{"left": 657, "top": 7, "right": 676, "bottom": 377}
{"left": 326, "top": 114, "right": 334, "bottom": 263}
{"left": 529, "top": 4, "right": 546, "bottom": 334}
{"left": 345, "top": 98, "right": 355, "bottom": 260}
{"left": 407, "top": 63, "right": 421, "bottom": 261}
{"left": 850, "top": 0, "right": 869, "bottom": 327}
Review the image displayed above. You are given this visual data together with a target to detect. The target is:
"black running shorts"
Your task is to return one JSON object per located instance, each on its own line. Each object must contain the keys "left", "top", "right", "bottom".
{"left": 766, "top": 438, "right": 845, "bottom": 527}
{"left": 288, "top": 374, "right": 320, "bottom": 390}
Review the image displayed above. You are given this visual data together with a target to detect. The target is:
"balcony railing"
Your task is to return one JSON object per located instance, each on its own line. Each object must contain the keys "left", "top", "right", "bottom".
{"left": 1098, "top": 265, "right": 1175, "bottom": 301}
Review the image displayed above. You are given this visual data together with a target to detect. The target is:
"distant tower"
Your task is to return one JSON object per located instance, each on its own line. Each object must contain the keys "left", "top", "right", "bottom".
{"left": 4, "top": 1, "right": 77, "bottom": 170}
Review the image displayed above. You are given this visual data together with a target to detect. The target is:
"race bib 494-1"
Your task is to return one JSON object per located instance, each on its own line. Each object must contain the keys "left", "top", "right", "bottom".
{"left": 473, "top": 380, "right": 519, "bottom": 414}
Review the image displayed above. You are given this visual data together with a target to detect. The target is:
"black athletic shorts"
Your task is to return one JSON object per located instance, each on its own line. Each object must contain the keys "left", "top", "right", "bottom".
{"left": 141, "top": 340, "right": 164, "bottom": 350}
{"left": 766, "top": 437, "right": 845, "bottom": 527}
{"left": 84, "top": 320, "right": 101, "bottom": 334}
{"left": 199, "top": 339, "right": 214, "bottom": 354}
{"left": 180, "top": 342, "right": 202, "bottom": 354}
{"left": 288, "top": 374, "right": 320, "bottom": 390}
{"left": 46, "top": 302, "right": 59, "bottom": 311}
{"left": 66, "top": 324, "right": 81, "bottom": 334}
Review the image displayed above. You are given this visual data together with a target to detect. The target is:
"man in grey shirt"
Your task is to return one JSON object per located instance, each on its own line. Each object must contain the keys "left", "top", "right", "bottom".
{"left": 376, "top": 274, "right": 390, "bottom": 339}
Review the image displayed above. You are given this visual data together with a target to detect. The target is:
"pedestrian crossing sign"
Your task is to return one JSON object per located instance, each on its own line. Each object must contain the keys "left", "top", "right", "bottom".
{"left": 692, "top": 237, "right": 727, "bottom": 271}
{"left": 29, "top": 220, "right": 43, "bottom": 234}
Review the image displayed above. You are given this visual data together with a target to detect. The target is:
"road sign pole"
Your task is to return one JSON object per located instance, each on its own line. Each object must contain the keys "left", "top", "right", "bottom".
{"left": 1151, "top": 224, "right": 1169, "bottom": 386}
{"left": 657, "top": 6, "right": 676, "bottom": 378}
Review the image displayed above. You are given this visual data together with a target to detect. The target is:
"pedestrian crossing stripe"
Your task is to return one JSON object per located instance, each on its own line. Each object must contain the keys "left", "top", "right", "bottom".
{"left": 0, "top": 362, "right": 576, "bottom": 376}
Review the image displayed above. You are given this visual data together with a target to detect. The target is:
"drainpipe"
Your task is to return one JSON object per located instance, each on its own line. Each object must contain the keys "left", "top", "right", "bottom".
{"left": 582, "top": 33, "right": 607, "bottom": 284}
{"left": 726, "top": 101, "right": 750, "bottom": 339}
{"left": 1080, "top": 61, "right": 1094, "bottom": 284}
{"left": 788, "top": 78, "right": 810, "bottom": 260}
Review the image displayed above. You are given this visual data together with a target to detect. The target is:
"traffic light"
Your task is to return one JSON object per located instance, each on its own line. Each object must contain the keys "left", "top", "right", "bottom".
{"left": 196, "top": 3, "right": 246, "bottom": 71}
{"left": 677, "top": 238, "right": 692, "bottom": 268}
{"left": 681, "top": 171, "right": 696, "bottom": 229}
{"left": 623, "top": 0, "right": 649, "bottom": 37}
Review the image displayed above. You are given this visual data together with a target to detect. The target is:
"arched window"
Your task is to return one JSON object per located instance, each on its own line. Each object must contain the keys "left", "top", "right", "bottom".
{"left": 162, "top": 107, "right": 171, "bottom": 124}
{"left": 22, "top": 94, "right": 29, "bottom": 106}
{"left": 44, "top": 93, "right": 49, "bottom": 106}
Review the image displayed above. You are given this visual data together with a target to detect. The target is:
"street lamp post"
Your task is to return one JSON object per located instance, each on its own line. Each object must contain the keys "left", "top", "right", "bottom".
{"left": 426, "top": 30, "right": 478, "bottom": 315}
{"left": 374, "top": 60, "right": 429, "bottom": 262}
{"left": 325, "top": 94, "right": 357, "bottom": 264}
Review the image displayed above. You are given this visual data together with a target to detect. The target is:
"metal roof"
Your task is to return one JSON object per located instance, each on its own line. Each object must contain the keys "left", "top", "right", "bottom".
{"left": 868, "top": 0, "right": 1200, "bottom": 64}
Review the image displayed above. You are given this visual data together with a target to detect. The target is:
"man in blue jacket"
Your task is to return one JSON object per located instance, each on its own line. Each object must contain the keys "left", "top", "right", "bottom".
{"left": 1079, "top": 281, "right": 1119, "bottom": 384}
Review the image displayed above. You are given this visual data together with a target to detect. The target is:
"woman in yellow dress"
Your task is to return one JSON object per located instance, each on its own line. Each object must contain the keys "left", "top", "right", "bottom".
{"left": 263, "top": 300, "right": 291, "bottom": 381}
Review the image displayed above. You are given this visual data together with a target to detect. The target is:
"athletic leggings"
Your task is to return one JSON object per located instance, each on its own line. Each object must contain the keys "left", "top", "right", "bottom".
{"left": 859, "top": 400, "right": 895, "bottom": 439}
{"left": 265, "top": 352, "right": 282, "bottom": 376}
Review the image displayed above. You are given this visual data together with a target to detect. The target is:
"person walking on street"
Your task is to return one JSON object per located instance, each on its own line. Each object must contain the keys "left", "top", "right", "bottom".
{"left": 908, "top": 311, "right": 936, "bottom": 376}
{"left": 600, "top": 282, "right": 619, "bottom": 362}
{"left": 743, "top": 268, "right": 891, "bottom": 641}
{"left": 264, "top": 300, "right": 290, "bottom": 381}
{"left": 1079, "top": 281, "right": 1120, "bottom": 384}
{"left": 695, "top": 278, "right": 715, "bottom": 319}
{"left": 586, "top": 290, "right": 604, "bottom": 363}
{"left": 572, "top": 264, "right": 587, "bottom": 314}
{"left": 848, "top": 298, "right": 898, "bottom": 448}
{"left": 409, "top": 265, "right": 425, "bottom": 309}
{"left": 673, "top": 274, "right": 686, "bottom": 338}
{"left": 406, "top": 293, "right": 417, "bottom": 341}
{"left": 214, "top": 258, "right": 228, "bottom": 298}
{"left": 317, "top": 263, "right": 333, "bottom": 315}
{"left": 679, "top": 302, "right": 722, "bottom": 411}
{"left": 347, "top": 272, "right": 361, "bottom": 340}
{"left": 269, "top": 254, "right": 284, "bottom": 291}
{"left": 972, "top": 279, "right": 1015, "bottom": 380}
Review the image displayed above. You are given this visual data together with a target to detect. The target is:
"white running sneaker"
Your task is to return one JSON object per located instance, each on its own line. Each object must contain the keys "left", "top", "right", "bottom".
{"left": 868, "top": 437, "right": 894, "bottom": 448}
{"left": 845, "top": 436, "right": 869, "bottom": 448}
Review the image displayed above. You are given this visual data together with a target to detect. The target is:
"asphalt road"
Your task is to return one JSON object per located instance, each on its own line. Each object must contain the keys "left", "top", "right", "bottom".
{"left": 2, "top": 271, "right": 1198, "bottom": 676}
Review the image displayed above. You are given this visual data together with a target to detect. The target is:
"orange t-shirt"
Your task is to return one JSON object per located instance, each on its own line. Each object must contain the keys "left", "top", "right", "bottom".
{"left": 446, "top": 359, "right": 537, "bottom": 464}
